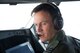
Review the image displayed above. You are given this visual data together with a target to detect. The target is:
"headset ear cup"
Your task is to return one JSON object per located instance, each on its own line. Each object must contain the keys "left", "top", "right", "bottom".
{"left": 53, "top": 16, "right": 63, "bottom": 30}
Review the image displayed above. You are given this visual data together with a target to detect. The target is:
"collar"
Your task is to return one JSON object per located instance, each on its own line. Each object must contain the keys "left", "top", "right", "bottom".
{"left": 46, "top": 30, "right": 65, "bottom": 50}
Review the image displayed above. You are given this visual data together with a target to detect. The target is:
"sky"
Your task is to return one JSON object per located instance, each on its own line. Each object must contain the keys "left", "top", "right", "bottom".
{"left": 59, "top": 1, "right": 80, "bottom": 39}
{"left": 0, "top": 1, "right": 80, "bottom": 39}
{"left": 0, "top": 4, "right": 38, "bottom": 30}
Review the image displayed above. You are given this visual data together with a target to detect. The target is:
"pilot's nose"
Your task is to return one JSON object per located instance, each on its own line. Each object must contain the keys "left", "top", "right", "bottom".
{"left": 36, "top": 24, "right": 42, "bottom": 33}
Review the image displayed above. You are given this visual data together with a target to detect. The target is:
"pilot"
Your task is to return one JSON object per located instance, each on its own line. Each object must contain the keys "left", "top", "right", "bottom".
{"left": 31, "top": 3, "right": 76, "bottom": 53}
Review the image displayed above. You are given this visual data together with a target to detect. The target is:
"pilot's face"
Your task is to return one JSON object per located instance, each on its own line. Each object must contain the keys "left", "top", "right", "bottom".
{"left": 33, "top": 11, "right": 57, "bottom": 42}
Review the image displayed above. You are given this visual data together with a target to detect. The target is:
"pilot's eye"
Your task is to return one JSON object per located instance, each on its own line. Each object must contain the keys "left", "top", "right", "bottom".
{"left": 42, "top": 22, "right": 47, "bottom": 25}
{"left": 34, "top": 24, "right": 37, "bottom": 27}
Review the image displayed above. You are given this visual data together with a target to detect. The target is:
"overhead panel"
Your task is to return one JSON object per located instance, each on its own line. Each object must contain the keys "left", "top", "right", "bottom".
{"left": 0, "top": 0, "right": 80, "bottom": 4}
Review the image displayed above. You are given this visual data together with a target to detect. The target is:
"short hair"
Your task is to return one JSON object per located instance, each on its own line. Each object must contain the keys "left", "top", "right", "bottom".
{"left": 31, "top": 3, "right": 61, "bottom": 19}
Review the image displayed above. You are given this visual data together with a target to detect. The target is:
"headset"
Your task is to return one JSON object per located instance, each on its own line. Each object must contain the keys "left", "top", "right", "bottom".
{"left": 47, "top": 3, "right": 63, "bottom": 30}
{"left": 31, "top": 3, "right": 63, "bottom": 30}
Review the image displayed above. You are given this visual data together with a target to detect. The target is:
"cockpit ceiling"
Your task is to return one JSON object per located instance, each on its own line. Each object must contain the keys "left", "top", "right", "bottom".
{"left": 0, "top": 0, "right": 80, "bottom": 5}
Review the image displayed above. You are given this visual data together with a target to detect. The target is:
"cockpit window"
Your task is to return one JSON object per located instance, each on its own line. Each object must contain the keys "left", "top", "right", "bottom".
{"left": 0, "top": 1, "right": 80, "bottom": 39}
{"left": 59, "top": 1, "right": 80, "bottom": 39}
{"left": 0, "top": 3, "right": 39, "bottom": 30}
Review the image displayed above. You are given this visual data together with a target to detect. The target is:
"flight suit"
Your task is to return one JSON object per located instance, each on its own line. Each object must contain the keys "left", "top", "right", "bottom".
{"left": 43, "top": 30, "right": 75, "bottom": 53}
